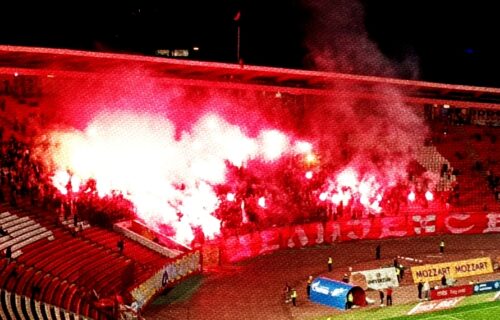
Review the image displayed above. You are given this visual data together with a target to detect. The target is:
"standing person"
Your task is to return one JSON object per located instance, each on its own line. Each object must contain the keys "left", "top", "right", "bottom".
{"left": 346, "top": 292, "right": 354, "bottom": 309}
{"left": 440, "top": 240, "right": 445, "bottom": 254}
{"left": 423, "top": 281, "right": 430, "bottom": 300}
{"left": 399, "top": 264, "right": 405, "bottom": 280}
{"left": 5, "top": 246, "right": 12, "bottom": 263}
{"left": 393, "top": 257, "right": 399, "bottom": 268}
{"left": 306, "top": 276, "right": 313, "bottom": 299}
{"left": 395, "top": 267, "right": 401, "bottom": 283}
{"left": 417, "top": 281, "right": 423, "bottom": 300}
{"left": 342, "top": 273, "right": 349, "bottom": 283}
{"left": 441, "top": 274, "right": 447, "bottom": 287}
{"left": 283, "top": 283, "right": 291, "bottom": 303}
{"left": 375, "top": 244, "right": 381, "bottom": 260}
{"left": 386, "top": 287, "right": 393, "bottom": 306}
{"left": 291, "top": 288, "right": 297, "bottom": 307}
{"left": 328, "top": 256, "right": 333, "bottom": 272}
{"left": 117, "top": 238, "right": 124, "bottom": 254}
{"left": 379, "top": 290, "right": 385, "bottom": 306}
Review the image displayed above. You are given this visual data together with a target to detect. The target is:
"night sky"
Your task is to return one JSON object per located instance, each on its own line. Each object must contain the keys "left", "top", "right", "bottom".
{"left": 0, "top": 0, "right": 498, "bottom": 87}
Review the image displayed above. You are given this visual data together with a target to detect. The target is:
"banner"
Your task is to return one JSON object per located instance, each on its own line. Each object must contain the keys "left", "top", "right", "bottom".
{"left": 430, "top": 284, "right": 473, "bottom": 300}
{"left": 218, "top": 212, "right": 500, "bottom": 264}
{"left": 352, "top": 267, "right": 399, "bottom": 290}
{"left": 411, "top": 257, "right": 493, "bottom": 283}
{"left": 473, "top": 280, "right": 500, "bottom": 295}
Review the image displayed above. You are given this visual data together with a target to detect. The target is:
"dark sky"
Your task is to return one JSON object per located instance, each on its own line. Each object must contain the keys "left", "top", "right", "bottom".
{"left": 0, "top": 0, "right": 498, "bottom": 87}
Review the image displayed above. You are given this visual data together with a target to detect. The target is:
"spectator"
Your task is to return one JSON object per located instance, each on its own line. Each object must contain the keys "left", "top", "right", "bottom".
{"left": 31, "top": 284, "right": 41, "bottom": 299}
{"left": 0, "top": 226, "right": 7, "bottom": 236}
{"left": 117, "top": 238, "right": 124, "bottom": 254}
{"left": 5, "top": 245, "right": 12, "bottom": 263}
{"left": 327, "top": 256, "right": 333, "bottom": 272}
{"left": 417, "top": 281, "right": 423, "bottom": 300}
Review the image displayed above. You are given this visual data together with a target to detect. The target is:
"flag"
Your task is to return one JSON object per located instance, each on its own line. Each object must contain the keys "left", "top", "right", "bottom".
{"left": 234, "top": 10, "right": 241, "bottom": 22}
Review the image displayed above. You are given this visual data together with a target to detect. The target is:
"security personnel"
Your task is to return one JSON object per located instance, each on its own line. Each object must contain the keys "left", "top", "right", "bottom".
{"left": 291, "top": 288, "right": 297, "bottom": 306}
{"left": 346, "top": 292, "right": 354, "bottom": 309}
{"left": 440, "top": 240, "right": 445, "bottom": 254}
{"left": 328, "top": 256, "right": 333, "bottom": 272}
{"left": 307, "top": 275, "right": 313, "bottom": 299}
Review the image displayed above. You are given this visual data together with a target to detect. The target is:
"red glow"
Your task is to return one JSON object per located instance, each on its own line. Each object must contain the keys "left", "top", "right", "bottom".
{"left": 39, "top": 111, "right": 304, "bottom": 244}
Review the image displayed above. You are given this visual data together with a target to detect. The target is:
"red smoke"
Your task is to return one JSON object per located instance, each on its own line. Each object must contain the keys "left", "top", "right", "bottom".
{"left": 31, "top": 41, "right": 429, "bottom": 245}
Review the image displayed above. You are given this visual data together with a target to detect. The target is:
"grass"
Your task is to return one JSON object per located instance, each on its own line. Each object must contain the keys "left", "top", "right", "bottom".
{"left": 312, "top": 292, "right": 498, "bottom": 320}
{"left": 150, "top": 274, "right": 204, "bottom": 306}
{"left": 390, "top": 301, "right": 500, "bottom": 320}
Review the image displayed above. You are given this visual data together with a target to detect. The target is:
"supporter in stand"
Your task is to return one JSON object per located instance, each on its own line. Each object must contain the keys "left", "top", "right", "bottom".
{"left": 118, "top": 238, "right": 125, "bottom": 254}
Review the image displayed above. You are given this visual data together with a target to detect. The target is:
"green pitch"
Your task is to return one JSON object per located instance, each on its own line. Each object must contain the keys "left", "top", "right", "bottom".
{"left": 391, "top": 301, "right": 500, "bottom": 320}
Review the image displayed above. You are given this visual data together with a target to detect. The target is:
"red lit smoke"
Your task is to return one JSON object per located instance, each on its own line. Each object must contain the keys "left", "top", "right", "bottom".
{"left": 32, "top": 38, "right": 430, "bottom": 244}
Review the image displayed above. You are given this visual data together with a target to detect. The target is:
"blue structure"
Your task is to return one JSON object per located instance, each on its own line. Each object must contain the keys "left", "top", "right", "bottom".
{"left": 310, "top": 277, "right": 366, "bottom": 310}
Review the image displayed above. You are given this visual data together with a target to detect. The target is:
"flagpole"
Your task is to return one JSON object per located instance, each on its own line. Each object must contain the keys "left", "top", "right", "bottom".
{"left": 237, "top": 24, "right": 241, "bottom": 62}
{"left": 234, "top": 10, "right": 241, "bottom": 63}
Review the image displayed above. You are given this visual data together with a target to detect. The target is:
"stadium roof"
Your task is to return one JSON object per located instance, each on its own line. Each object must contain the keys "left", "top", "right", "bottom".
{"left": 1, "top": 45, "right": 500, "bottom": 109}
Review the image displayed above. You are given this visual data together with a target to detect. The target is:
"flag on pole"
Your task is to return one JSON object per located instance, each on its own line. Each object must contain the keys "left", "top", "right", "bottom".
{"left": 234, "top": 10, "right": 241, "bottom": 22}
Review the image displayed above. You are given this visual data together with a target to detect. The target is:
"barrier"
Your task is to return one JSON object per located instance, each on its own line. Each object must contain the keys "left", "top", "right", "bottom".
{"left": 430, "top": 285, "right": 473, "bottom": 300}
{"left": 473, "top": 280, "right": 500, "bottom": 295}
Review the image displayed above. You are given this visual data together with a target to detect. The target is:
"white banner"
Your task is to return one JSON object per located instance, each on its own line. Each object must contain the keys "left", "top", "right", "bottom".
{"left": 352, "top": 267, "right": 399, "bottom": 290}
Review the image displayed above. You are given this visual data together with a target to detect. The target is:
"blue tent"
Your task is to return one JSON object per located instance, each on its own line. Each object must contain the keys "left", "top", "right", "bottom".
{"left": 310, "top": 277, "right": 366, "bottom": 310}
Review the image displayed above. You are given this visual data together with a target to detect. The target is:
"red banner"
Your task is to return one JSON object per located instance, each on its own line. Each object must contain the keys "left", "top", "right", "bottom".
{"left": 219, "top": 212, "right": 500, "bottom": 263}
{"left": 430, "top": 285, "right": 473, "bottom": 300}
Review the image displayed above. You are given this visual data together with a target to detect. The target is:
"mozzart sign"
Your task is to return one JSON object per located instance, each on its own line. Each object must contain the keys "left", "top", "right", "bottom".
{"left": 411, "top": 257, "right": 493, "bottom": 283}
{"left": 352, "top": 267, "right": 399, "bottom": 290}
